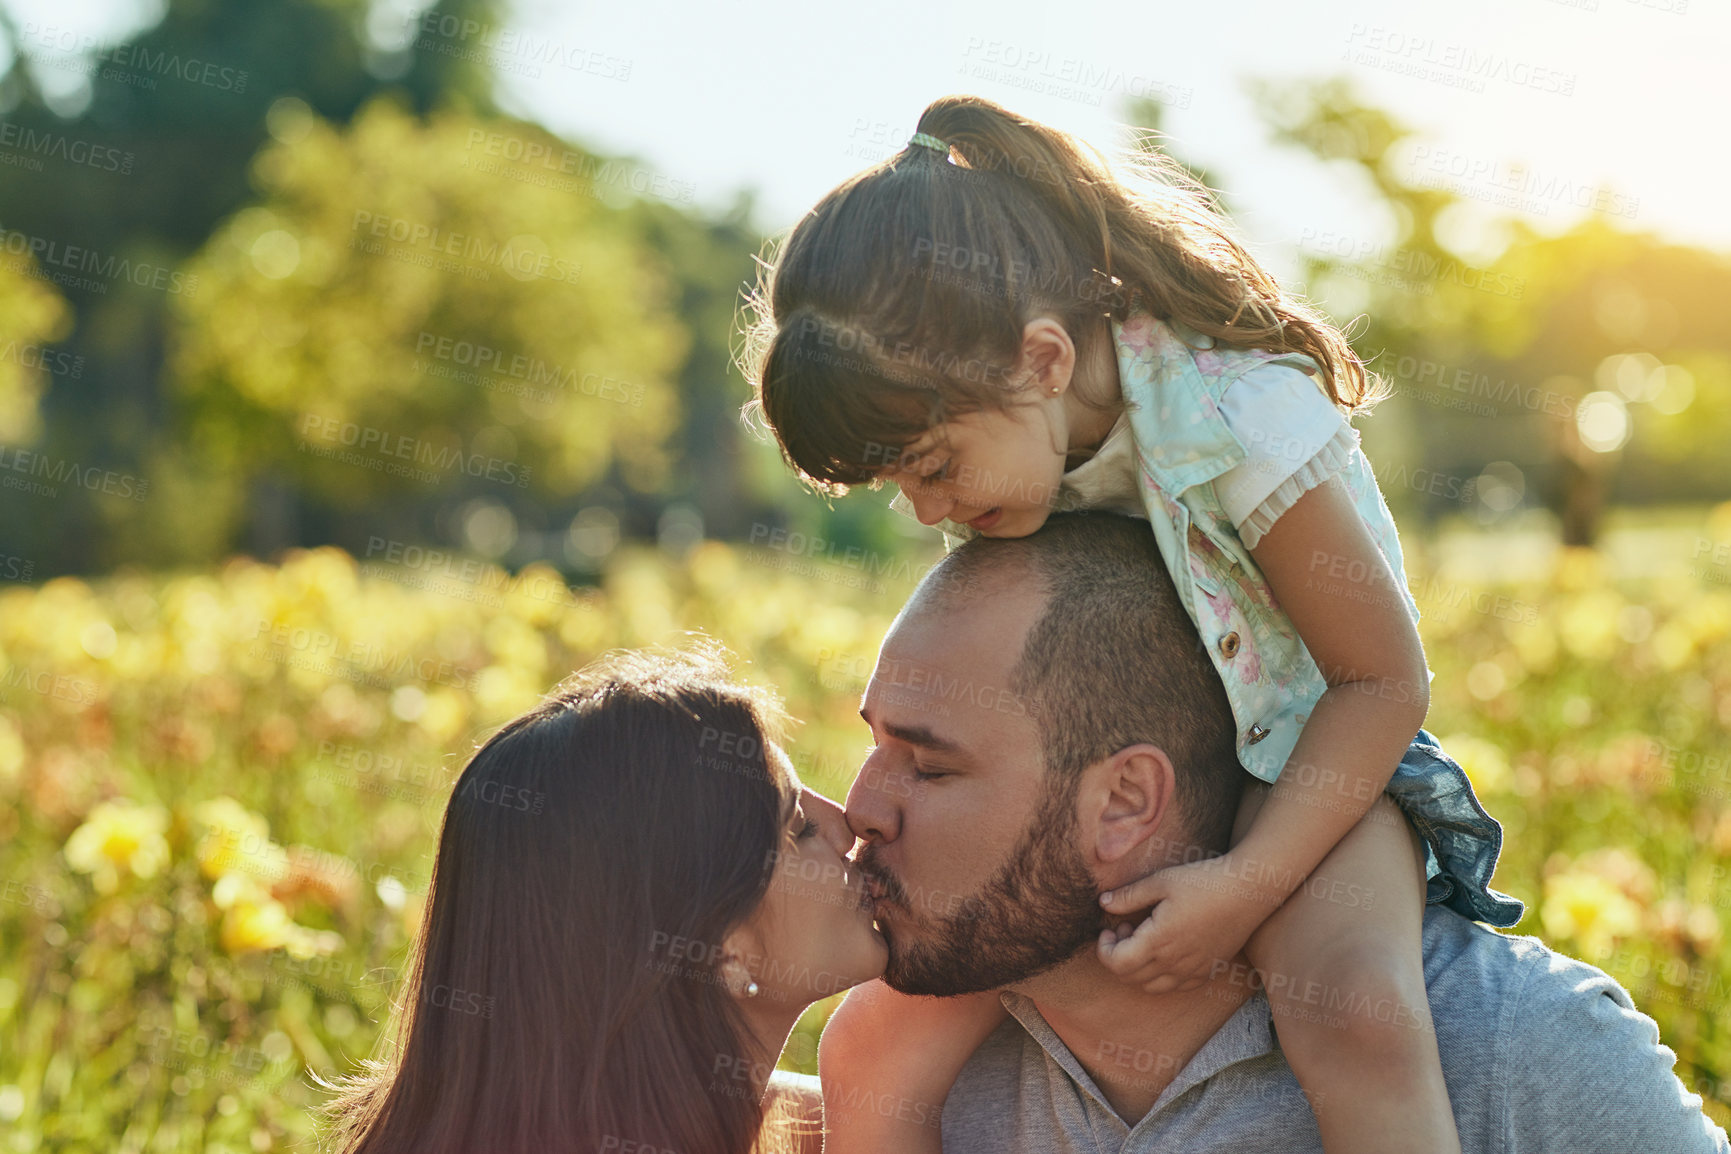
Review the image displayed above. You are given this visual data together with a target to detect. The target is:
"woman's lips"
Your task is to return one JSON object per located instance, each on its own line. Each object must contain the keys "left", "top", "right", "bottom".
{"left": 967, "top": 507, "right": 1003, "bottom": 531}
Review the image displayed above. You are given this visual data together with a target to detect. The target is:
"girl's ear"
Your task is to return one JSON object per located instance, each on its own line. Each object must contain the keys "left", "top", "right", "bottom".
{"left": 1018, "top": 317, "right": 1077, "bottom": 396}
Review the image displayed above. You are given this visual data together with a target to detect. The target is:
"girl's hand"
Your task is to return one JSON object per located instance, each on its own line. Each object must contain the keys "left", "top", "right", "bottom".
{"left": 1096, "top": 854, "right": 1277, "bottom": 994}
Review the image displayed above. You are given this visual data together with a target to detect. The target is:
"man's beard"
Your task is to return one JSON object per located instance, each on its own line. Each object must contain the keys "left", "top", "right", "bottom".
{"left": 856, "top": 782, "right": 1105, "bottom": 996}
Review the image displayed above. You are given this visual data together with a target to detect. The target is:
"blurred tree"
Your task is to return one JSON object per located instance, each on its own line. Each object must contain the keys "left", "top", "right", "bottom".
{"left": 1457, "top": 219, "right": 1731, "bottom": 542}
{"left": 0, "top": 0, "right": 499, "bottom": 571}
{"left": 623, "top": 190, "right": 773, "bottom": 544}
{"left": 0, "top": 255, "right": 72, "bottom": 444}
{"left": 1248, "top": 77, "right": 1731, "bottom": 544}
{"left": 162, "top": 98, "right": 685, "bottom": 564}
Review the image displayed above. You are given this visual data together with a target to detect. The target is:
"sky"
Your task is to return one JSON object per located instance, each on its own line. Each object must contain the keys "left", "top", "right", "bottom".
{"left": 7, "top": 0, "right": 1729, "bottom": 280}
{"left": 492, "top": 0, "right": 1731, "bottom": 276}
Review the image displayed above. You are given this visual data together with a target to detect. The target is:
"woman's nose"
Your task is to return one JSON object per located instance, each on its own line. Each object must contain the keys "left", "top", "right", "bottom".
{"left": 806, "top": 790, "right": 857, "bottom": 857}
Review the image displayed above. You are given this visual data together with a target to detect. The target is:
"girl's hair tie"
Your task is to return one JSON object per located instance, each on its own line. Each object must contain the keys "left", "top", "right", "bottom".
{"left": 908, "top": 132, "right": 949, "bottom": 154}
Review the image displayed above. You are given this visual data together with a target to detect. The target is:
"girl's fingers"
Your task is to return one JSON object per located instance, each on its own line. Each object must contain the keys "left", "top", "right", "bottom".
{"left": 1099, "top": 873, "right": 1166, "bottom": 911}
{"left": 1098, "top": 935, "right": 1142, "bottom": 974}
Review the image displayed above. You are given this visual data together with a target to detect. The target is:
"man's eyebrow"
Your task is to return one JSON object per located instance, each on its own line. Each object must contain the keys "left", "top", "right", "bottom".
{"left": 859, "top": 707, "right": 966, "bottom": 755}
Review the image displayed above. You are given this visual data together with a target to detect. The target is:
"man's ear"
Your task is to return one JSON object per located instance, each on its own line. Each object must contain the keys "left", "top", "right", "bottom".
{"left": 1076, "top": 743, "right": 1177, "bottom": 866}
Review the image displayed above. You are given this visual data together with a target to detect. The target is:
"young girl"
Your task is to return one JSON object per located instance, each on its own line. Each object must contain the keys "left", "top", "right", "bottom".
{"left": 741, "top": 95, "right": 1522, "bottom": 1153}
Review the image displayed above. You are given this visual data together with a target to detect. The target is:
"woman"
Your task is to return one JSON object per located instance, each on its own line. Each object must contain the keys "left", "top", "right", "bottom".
{"left": 325, "top": 646, "right": 887, "bottom": 1153}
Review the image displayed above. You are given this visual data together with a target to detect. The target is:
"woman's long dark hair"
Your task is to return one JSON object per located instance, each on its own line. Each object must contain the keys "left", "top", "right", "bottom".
{"left": 324, "top": 647, "right": 802, "bottom": 1154}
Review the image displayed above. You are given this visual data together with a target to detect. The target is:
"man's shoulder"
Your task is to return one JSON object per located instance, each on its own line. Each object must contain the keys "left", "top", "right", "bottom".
{"left": 1423, "top": 908, "right": 1729, "bottom": 1152}
{"left": 1422, "top": 905, "right": 1642, "bottom": 1059}
{"left": 941, "top": 1011, "right": 1047, "bottom": 1152}
{"left": 1421, "top": 904, "right": 1631, "bottom": 1015}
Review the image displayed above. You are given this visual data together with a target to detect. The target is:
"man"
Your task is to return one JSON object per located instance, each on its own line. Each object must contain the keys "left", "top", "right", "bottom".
{"left": 831, "top": 511, "right": 1727, "bottom": 1151}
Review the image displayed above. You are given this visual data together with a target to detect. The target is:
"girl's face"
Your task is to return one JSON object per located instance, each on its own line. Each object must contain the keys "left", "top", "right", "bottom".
{"left": 743, "top": 762, "right": 888, "bottom": 1005}
{"left": 885, "top": 398, "right": 1071, "bottom": 538}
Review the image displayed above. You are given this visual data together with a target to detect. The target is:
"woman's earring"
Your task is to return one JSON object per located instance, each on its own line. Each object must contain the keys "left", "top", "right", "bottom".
{"left": 1049, "top": 384, "right": 1061, "bottom": 396}
{"left": 745, "top": 980, "right": 760, "bottom": 998}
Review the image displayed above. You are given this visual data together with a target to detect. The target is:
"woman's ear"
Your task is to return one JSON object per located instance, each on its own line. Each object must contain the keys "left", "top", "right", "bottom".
{"left": 1078, "top": 743, "right": 1177, "bottom": 867}
{"left": 718, "top": 920, "right": 766, "bottom": 1002}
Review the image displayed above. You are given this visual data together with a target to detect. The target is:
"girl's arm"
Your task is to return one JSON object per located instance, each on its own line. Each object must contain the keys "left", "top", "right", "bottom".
{"left": 817, "top": 981, "right": 1005, "bottom": 1153}
{"left": 1221, "top": 473, "right": 1430, "bottom": 914}
{"left": 1098, "top": 475, "right": 1429, "bottom": 986}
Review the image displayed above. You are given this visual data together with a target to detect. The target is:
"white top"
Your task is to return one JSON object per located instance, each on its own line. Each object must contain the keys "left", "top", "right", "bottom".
{"left": 1061, "top": 362, "right": 1355, "bottom": 549}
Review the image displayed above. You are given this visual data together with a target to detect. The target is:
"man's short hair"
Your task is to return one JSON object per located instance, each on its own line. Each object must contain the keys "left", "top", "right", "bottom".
{"left": 922, "top": 512, "right": 1243, "bottom": 851}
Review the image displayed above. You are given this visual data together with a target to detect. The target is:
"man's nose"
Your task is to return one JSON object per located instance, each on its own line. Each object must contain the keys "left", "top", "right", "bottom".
{"left": 845, "top": 754, "right": 901, "bottom": 844}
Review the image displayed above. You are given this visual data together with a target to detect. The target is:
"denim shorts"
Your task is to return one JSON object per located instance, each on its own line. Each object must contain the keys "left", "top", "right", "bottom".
{"left": 1385, "top": 728, "right": 1525, "bottom": 928}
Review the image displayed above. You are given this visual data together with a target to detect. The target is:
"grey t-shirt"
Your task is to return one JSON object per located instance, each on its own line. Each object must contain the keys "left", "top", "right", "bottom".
{"left": 941, "top": 907, "right": 1728, "bottom": 1152}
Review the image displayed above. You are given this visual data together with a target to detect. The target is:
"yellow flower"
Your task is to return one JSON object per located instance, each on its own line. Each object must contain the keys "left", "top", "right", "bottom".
{"left": 215, "top": 876, "right": 294, "bottom": 955}
{"left": 1440, "top": 733, "right": 1511, "bottom": 794}
{"left": 212, "top": 872, "right": 342, "bottom": 958}
{"left": 1553, "top": 546, "right": 1606, "bottom": 592}
{"left": 1542, "top": 869, "right": 1644, "bottom": 956}
{"left": 191, "top": 796, "right": 287, "bottom": 884}
{"left": 0, "top": 715, "right": 24, "bottom": 785}
{"left": 1558, "top": 589, "right": 1624, "bottom": 662}
{"left": 63, "top": 800, "right": 171, "bottom": 893}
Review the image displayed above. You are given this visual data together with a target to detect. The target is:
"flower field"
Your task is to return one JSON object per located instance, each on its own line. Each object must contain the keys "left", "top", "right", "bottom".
{"left": 2, "top": 509, "right": 1730, "bottom": 1151}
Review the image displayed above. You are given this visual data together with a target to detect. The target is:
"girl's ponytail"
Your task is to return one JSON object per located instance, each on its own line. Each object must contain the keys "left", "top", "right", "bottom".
{"left": 913, "top": 96, "right": 1121, "bottom": 288}
{"left": 914, "top": 96, "right": 1384, "bottom": 414}
{"left": 741, "top": 94, "right": 1383, "bottom": 494}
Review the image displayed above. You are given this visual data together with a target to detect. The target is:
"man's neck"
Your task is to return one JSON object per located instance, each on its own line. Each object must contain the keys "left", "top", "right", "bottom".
{"left": 1007, "top": 952, "right": 1255, "bottom": 1126}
